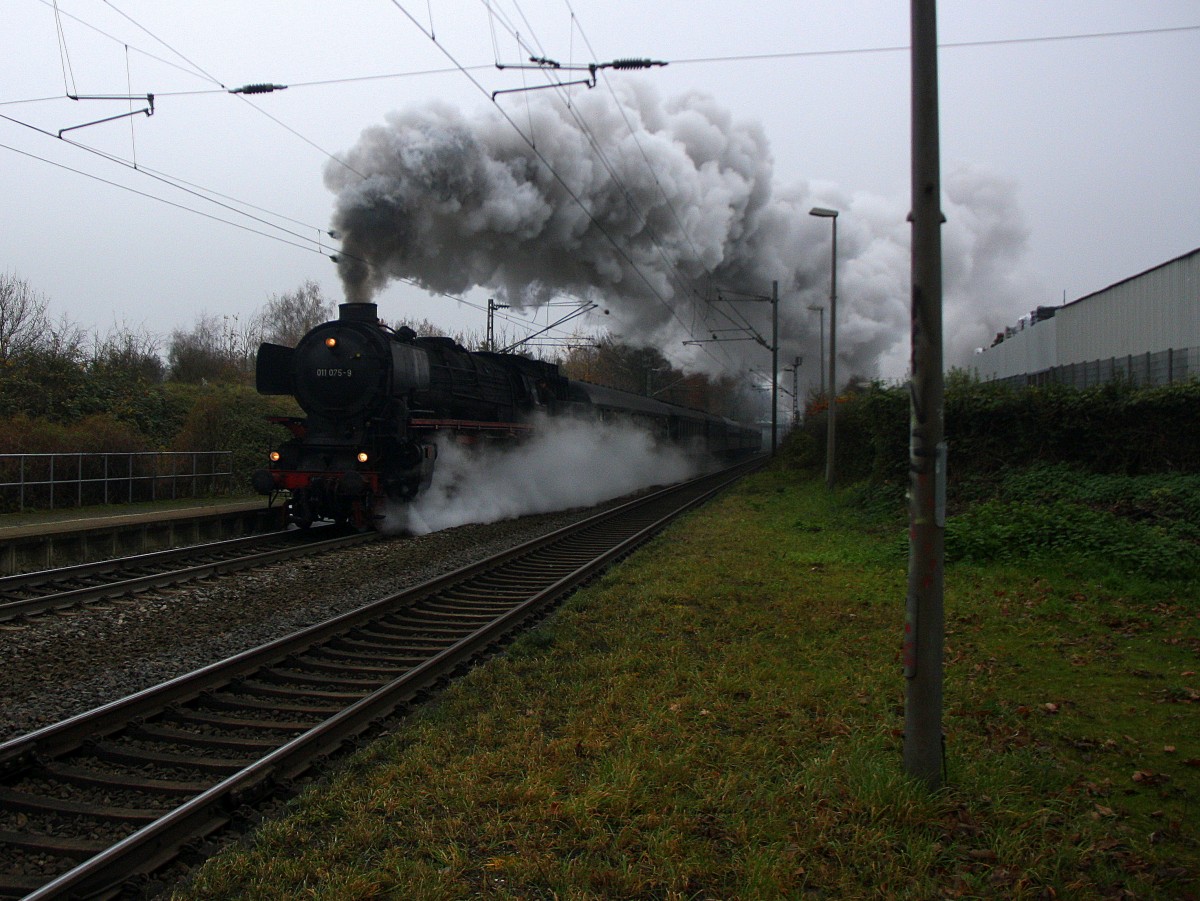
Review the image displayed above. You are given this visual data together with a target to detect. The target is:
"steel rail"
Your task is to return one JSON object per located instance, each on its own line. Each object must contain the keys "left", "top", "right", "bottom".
{"left": 0, "top": 459, "right": 760, "bottom": 899}
{"left": 0, "top": 526, "right": 375, "bottom": 622}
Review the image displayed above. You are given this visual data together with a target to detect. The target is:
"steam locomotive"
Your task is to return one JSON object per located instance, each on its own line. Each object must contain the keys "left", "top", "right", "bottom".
{"left": 253, "top": 301, "right": 761, "bottom": 529}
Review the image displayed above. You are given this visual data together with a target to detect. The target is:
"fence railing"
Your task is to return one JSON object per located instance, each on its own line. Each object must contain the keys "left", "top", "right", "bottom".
{"left": 0, "top": 452, "right": 233, "bottom": 513}
{"left": 994, "top": 346, "right": 1198, "bottom": 390}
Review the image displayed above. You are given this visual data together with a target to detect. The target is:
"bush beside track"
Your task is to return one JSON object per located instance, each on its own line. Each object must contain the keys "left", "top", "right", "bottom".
{"left": 786, "top": 377, "right": 1200, "bottom": 483}
{"left": 173, "top": 380, "right": 1199, "bottom": 900}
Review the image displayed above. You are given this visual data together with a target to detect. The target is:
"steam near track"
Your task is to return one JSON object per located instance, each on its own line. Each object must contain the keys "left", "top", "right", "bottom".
{"left": 325, "top": 81, "right": 1035, "bottom": 383}
{"left": 389, "top": 417, "right": 702, "bottom": 536}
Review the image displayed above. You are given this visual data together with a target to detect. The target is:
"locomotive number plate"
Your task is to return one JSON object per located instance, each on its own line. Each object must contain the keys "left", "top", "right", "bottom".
{"left": 316, "top": 368, "right": 353, "bottom": 377}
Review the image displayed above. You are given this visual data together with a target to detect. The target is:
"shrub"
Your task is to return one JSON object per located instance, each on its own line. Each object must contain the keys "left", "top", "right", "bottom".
{"left": 790, "top": 379, "right": 1200, "bottom": 486}
{"left": 170, "top": 384, "right": 299, "bottom": 492}
{"left": 944, "top": 497, "right": 1200, "bottom": 579}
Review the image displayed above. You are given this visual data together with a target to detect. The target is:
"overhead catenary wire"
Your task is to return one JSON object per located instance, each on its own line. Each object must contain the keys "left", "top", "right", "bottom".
{"left": 14, "top": 4, "right": 1180, "bottom": 391}
{"left": 24, "top": 0, "right": 367, "bottom": 180}
{"left": 2, "top": 126, "right": 565, "bottom": 345}
{"left": 489, "top": 2, "right": 778, "bottom": 381}
{"left": 666, "top": 23, "right": 1200, "bottom": 67}
{"left": 1, "top": 117, "right": 569, "bottom": 348}
{"left": 0, "top": 138, "right": 333, "bottom": 258}
{"left": 480, "top": 2, "right": 746, "bottom": 374}
{"left": 5, "top": 1, "right": 374, "bottom": 250}
{"left": 386, "top": 0, "right": 709, "bottom": 355}
{"left": 13, "top": 2, "right": 733, "bottom": 362}
{"left": 0, "top": 111, "right": 339, "bottom": 255}
{"left": 99, "top": 0, "right": 226, "bottom": 88}
{"left": 52, "top": 1, "right": 78, "bottom": 97}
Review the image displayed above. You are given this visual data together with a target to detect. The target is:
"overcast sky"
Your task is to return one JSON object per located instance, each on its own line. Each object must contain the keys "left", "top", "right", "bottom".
{"left": 2, "top": 1, "right": 1197, "bottom": 390}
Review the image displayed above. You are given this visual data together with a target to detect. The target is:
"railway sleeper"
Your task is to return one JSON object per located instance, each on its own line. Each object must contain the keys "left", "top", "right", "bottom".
{"left": 374, "top": 607, "right": 496, "bottom": 628}
{"left": 371, "top": 619, "right": 469, "bottom": 636}
{"left": 419, "top": 598, "right": 518, "bottom": 613}
{"left": 0, "top": 786, "right": 161, "bottom": 823}
{"left": 234, "top": 677, "right": 369, "bottom": 704}
{"left": 0, "top": 827, "right": 108, "bottom": 859}
{"left": 256, "top": 665, "right": 391, "bottom": 691}
{"left": 161, "top": 708, "right": 311, "bottom": 735}
{"left": 89, "top": 740, "right": 252, "bottom": 775}
{"left": 128, "top": 724, "right": 282, "bottom": 754}
{"left": 306, "top": 645, "right": 429, "bottom": 668}
{"left": 0, "top": 872, "right": 56, "bottom": 898}
{"left": 196, "top": 693, "right": 343, "bottom": 718}
{"left": 41, "top": 761, "right": 209, "bottom": 795}
{"left": 332, "top": 635, "right": 465, "bottom": 654}
{"left": 285, "top": 654, "right": 408, "bottom": 678}
{"left": 357, "top": 620, "right": 463, "bottom": 641}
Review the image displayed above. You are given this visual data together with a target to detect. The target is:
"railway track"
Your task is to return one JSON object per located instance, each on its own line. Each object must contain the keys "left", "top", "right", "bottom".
{"left": 0, "top": 459, "right": 758, "bottom": 899}
{"left": 0, "top": 526, "right": 376, "bottom": 624}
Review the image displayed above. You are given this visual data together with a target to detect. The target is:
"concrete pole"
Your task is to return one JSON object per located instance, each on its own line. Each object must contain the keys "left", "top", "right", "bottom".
{"left": 904, "top": 0, "right": 946, "bottom": 790}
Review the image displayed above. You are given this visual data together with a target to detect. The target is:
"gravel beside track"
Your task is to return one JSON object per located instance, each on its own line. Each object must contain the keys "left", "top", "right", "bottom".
{"left": 0, "top": 506, "right": 608, "bottom": 744}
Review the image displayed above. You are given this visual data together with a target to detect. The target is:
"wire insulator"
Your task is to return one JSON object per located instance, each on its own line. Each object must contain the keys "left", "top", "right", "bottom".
{"left": 608, "top": 58, "right": 666, "bottom": 70}
{"left": 230, "top": 83, "right": 287, "bottom": 94}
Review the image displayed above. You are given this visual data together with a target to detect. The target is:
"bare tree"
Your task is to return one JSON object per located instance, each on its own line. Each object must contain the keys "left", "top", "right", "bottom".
{"left": 91, "top": 322, "right": 165, "bottom": 382}
{"left": 168, "top": 312, "right": 257, "bottom": 383}
{"left": 0, "top": 271, "right": 51, "bottom": 363}
{"left": 254, "top": 280, "right": 336, "bottom": 347}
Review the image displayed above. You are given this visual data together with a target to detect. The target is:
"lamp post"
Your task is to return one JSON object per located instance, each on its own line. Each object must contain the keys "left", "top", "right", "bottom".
{"left": 807, "top": 304, "right": 825, "bottom": 396}
{"left": 809, "top": 207, "right": 838, "bottom": 488}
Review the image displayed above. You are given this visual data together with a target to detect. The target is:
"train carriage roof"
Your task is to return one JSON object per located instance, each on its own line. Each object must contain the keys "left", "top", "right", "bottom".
{"left": 572, "top": 381, "right": 724, "bottom": 423}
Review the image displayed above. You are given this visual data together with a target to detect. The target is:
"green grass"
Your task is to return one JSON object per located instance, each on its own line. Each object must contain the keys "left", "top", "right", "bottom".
{"left": 173, "top": 468, "right": 1199, "bottom": 900}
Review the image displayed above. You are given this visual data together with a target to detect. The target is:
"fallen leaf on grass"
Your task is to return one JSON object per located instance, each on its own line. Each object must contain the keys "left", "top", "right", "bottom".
{"left": 1132, "top": 771, "right": 1170, "bottom": 786}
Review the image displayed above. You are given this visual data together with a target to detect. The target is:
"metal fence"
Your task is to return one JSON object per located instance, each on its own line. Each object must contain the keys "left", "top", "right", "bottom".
{"left": 0, "top": 451, "right": 233, "bottom": 513}
{"left": 995, "top": 346, "right": 1198, "bottom": 390}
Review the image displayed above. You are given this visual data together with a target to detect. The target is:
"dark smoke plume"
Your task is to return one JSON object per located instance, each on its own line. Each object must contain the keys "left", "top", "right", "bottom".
{"left": 326, "top": 82, "right": 1033, "bottom": 383}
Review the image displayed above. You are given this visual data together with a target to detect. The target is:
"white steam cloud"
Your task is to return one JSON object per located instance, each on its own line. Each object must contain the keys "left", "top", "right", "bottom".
{"left": 326, "top": 81, "right": 1036, "bottom": 384}
{"left": 389, "top": 416, "right": 703, "bottom": 536}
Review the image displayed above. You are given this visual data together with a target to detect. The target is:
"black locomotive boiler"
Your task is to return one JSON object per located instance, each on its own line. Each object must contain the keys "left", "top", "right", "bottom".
{"left": 253, "top": 301, "right": 761, "bottom": 529}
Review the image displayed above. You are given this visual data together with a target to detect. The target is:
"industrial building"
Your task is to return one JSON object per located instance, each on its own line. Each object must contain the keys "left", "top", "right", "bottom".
{"left": 972, "top": 247, "right": 1200, "bottom": 387}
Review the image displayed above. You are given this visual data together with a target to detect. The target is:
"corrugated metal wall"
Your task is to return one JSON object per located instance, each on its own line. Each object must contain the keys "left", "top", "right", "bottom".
{"left": 973, "top": 248, "right": 1199, "bottom": 383}
{"left": 990, "top": 347, "right": 1198, "bottom": 390}
{"left": 1057, "top": 249, "right": 1200, "bottom": 364}
{"left": 971, "top": 318, "right": 1056, "bottom": 381}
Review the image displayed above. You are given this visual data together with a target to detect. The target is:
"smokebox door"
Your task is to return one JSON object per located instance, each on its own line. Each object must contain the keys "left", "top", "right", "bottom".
{"left": 256, "top": 342, "right": 296, "bottom": 395}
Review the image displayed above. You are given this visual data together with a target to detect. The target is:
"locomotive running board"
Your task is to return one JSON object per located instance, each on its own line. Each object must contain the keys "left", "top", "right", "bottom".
{"left": 409, "top": 418, "right": 534, "bottom": 435}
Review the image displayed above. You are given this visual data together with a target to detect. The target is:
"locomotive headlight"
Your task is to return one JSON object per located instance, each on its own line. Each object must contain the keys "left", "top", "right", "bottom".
{"left": 325, "top": 337, "right": 337, "bottom": 348}
{"left": 357, "top": 451, "right": 370, "bottom": 464}
{"left": 269, "top": 451, "right": 281, "bottom": 462}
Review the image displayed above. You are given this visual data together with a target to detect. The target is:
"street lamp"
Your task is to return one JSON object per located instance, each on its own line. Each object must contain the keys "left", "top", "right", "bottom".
{"left": 806, "top": 304, "right": 825, "bottom": 396}
{"left": 809, "top": 206, "right": 838, "bottom": 488}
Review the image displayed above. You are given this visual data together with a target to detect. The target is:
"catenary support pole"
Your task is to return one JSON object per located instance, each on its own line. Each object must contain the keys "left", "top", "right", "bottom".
{"left": 904, "top": 0, "right": 946, "bottom": 789}
{"left": 771, "top": 280, "right": 779, "bottom": 455}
